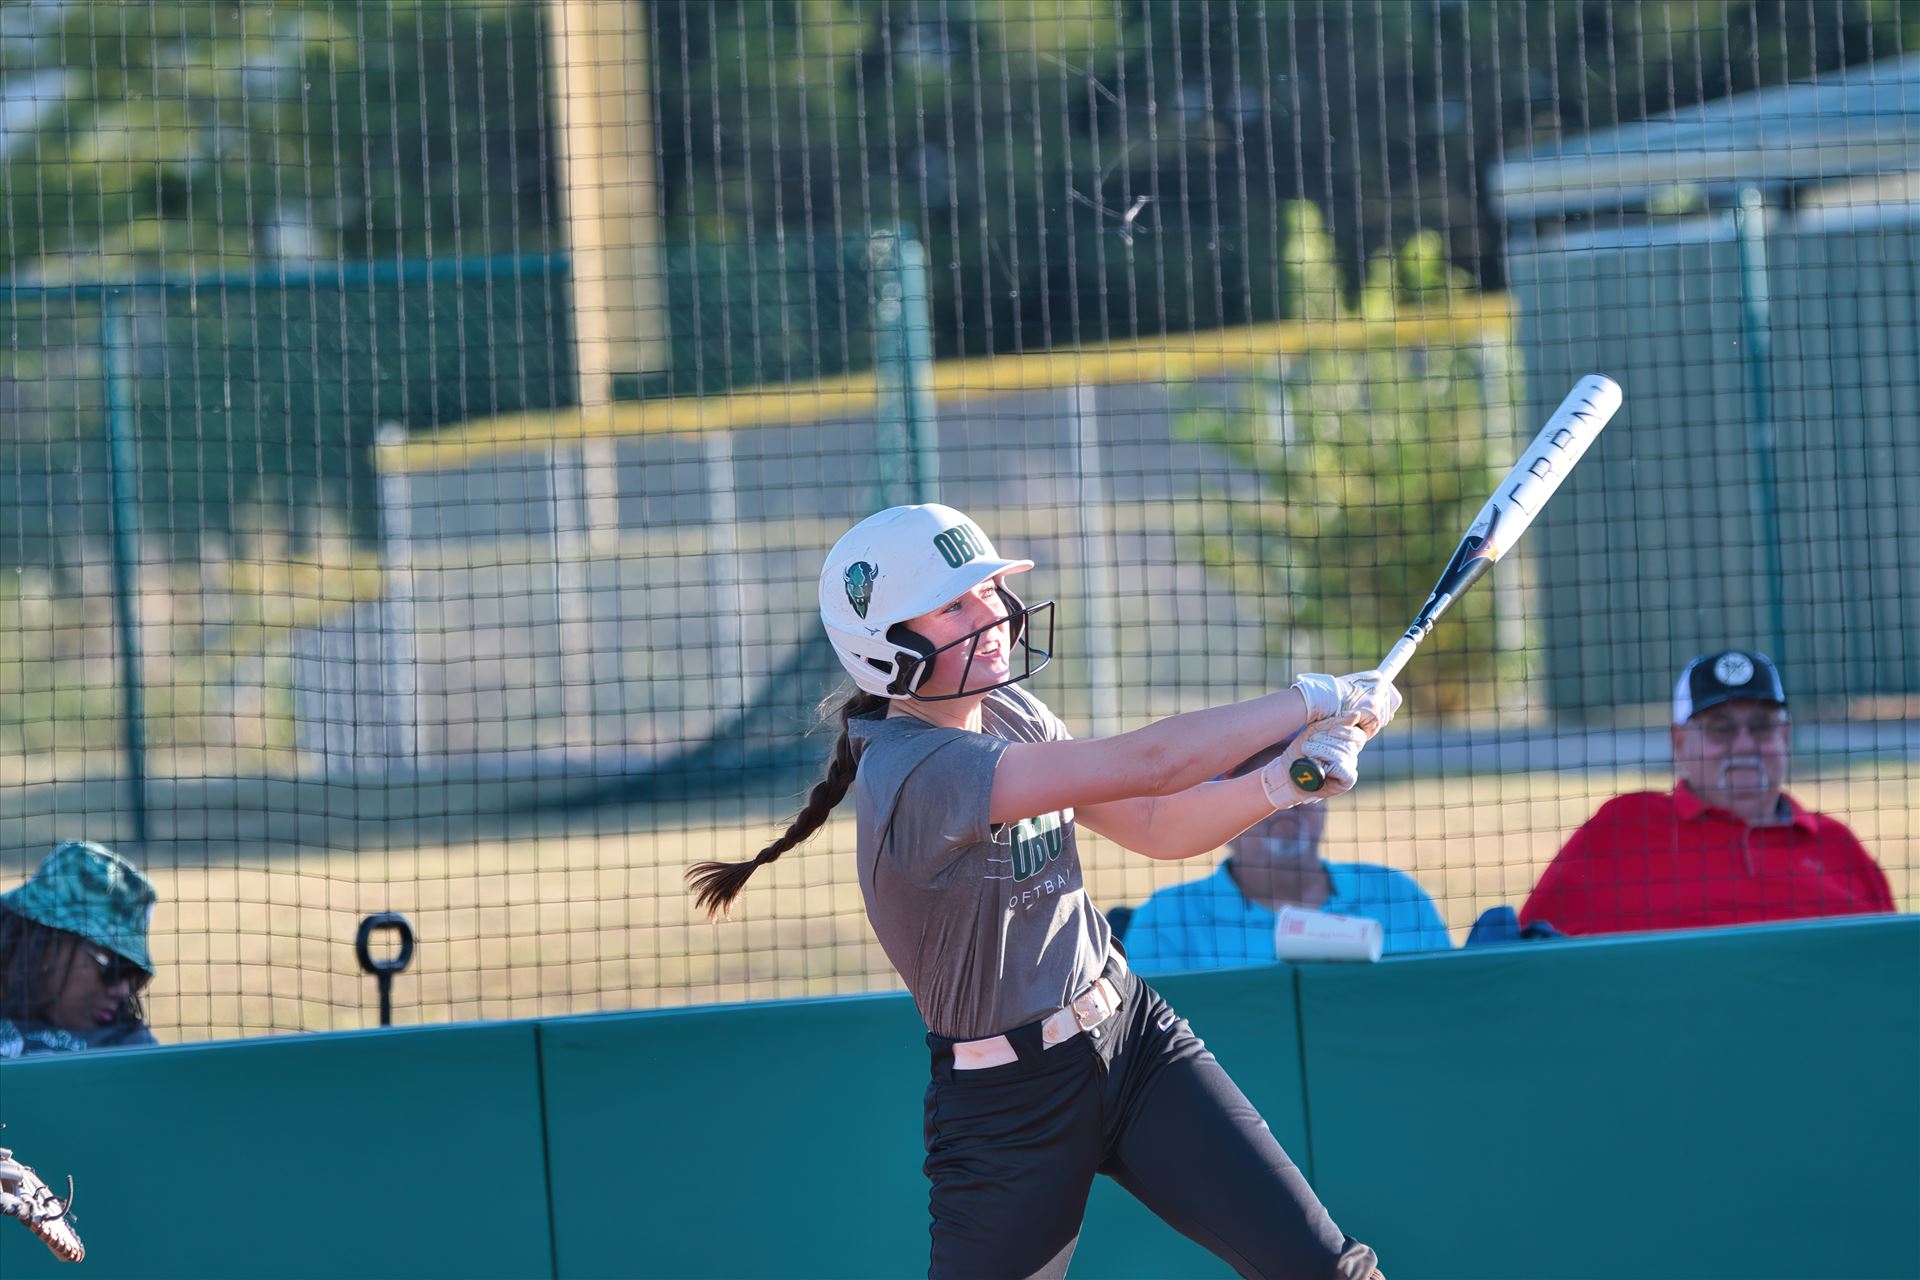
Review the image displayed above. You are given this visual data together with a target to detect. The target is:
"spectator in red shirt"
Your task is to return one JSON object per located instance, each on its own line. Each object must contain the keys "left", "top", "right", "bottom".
{"left": 1521, "top": 651, "right": 1896, "bottom": 937}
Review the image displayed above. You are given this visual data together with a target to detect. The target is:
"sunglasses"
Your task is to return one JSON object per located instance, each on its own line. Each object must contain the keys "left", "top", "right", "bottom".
{"left": 85, "top": 945, "right": 151, "bottom": 993}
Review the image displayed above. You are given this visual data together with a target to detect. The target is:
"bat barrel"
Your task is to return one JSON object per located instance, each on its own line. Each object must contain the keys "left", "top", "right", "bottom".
{"left": 1485, "top": 373, "right": 1622, "bottom": 548}
{"left": 1289, "top": 374, "right": 1621, "bottom": 796}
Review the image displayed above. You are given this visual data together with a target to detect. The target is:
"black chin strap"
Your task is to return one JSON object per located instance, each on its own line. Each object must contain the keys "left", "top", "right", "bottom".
{"left": 884, "top": 624, "right": 934, "bottom": 696}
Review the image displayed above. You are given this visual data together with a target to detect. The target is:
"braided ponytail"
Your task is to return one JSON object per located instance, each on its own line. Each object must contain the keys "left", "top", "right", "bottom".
{"left": 687, "top": 690, "right": 887, "bottom": 920}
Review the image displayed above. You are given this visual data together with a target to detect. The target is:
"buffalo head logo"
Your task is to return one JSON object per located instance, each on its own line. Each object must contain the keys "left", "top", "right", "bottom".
{"left": 843, "top": 561, "right": 879, "bottom": 619}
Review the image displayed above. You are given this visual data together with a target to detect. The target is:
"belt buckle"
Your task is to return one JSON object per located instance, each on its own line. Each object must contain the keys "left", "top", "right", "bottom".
{"left": 1068, "top": 980, "right": 1113, "bottom": 1033}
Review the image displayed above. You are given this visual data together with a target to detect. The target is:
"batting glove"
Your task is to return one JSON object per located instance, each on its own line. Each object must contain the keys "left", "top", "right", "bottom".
{"left": 1261, "top": 720, "right": 1369, "bottom": 806}
{"left": 1292, "top": 671, "right": 1403, "bottom": 734}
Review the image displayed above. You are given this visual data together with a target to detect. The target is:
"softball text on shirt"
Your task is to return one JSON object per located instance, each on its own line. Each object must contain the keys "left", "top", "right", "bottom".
{"left": 1003, "top": 811, "right": 1075, "bottom": 908}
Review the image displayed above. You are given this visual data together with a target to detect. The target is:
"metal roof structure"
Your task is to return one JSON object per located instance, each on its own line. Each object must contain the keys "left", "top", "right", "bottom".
{"left": 1491, "top": 51, "right": 1920, "bottom": 230}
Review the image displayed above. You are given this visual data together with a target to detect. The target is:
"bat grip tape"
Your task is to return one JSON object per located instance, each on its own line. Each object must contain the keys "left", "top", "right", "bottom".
{"left": 1290, "top": 636, "right": 1419, "bottom": 792}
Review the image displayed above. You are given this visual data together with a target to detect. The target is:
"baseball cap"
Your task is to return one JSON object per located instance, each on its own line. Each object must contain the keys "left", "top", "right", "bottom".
{"left": 1672, "top": 650, "right": 1787, "bottom": 725}
{"left": 0, "top": 840, "right": 156, "bottom": 973}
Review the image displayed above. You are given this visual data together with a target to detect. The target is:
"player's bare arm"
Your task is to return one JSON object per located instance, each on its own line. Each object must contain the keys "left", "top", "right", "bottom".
{"left": 988, "top": 677, "right": 1398, "bottom": 827}
{"left": 1073, "top": 720, "right": 1373, "bottom": 858}
{"left": 1075, "top": 775, "right": 1281, "bottom": 861}
{"left": 987, "top": 687, "right": 1311, "bottom": 824}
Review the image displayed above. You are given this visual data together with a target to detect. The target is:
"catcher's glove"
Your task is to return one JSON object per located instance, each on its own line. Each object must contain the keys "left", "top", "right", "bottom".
{"left": 0, "top": 1145, "right": 84, "bottom": 1263}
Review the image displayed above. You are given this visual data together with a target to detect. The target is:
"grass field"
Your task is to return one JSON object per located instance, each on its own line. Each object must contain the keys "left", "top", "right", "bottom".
{"left": 74, "top": 762, "right": 1912, "bottom": 1044}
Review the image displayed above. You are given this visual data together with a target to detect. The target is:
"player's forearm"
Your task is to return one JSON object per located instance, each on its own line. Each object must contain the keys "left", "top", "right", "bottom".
{"left": 992, "top": 687, "right": 1318, "bottom": 825}
{"left": 1101, "top": 687, "right": 1313, "bottom": 798}
{"left": 1081, "top": 774, "right": 1290, "bottom": 861}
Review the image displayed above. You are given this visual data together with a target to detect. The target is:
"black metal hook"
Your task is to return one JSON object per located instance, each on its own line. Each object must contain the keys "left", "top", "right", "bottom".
{"left": 354, "top": 912, "right": 415, "bottom": 1027}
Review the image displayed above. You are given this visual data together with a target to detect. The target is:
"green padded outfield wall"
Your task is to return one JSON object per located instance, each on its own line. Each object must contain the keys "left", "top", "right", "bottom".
{"left": 1301, "top": 916, "right": 1920, "bottom": 1280}
{"left": 538, "top": 964, "right": 1307, "bottom": 1280}
{"left": 0, "top": 1021, "right": 552, "bottom": 1280}
{"left": 1, "top": 918, "right": 1913, "bottom": 1279}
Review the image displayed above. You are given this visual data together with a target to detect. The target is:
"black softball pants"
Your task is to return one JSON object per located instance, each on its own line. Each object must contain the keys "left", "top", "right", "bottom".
{"left": 922, "top": 961, "right": 1378, "bottom": 1280}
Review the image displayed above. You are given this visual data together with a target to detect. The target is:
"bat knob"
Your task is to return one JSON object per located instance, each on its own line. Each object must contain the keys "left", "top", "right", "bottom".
{"left": 1289, "top": 757, "right": 1326, "bottom": 792}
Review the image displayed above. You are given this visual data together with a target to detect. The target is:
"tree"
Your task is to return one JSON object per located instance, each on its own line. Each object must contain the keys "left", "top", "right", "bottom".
{"left": 0, "top": 1, "right": 568, "bottom": 563}
{"left": 0, "top": 0, "right": 559, "bottom": 278}
{"left": 1175, "top": 201, "right": 1513, "bottom": 716}
{"left": 648, "top": 0, "right": 1917, "bottom": 358}
{"left": 4, "top": 0, "right": 1914, "bottom": 564}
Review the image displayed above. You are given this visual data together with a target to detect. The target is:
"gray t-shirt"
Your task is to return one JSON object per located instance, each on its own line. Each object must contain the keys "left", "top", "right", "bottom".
{"left": 848, "top": 685, "right": 1112, "bottom": 1040}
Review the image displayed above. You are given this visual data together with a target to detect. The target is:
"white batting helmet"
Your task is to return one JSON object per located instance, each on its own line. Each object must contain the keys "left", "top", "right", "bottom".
{"left": 819, "top": 504, "right": 1043, "bottom": 698}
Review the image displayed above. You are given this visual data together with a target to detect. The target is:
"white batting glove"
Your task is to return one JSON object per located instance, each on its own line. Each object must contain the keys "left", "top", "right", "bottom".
{"left": 1260, "top": 720, "right": 1369, "bottom": 806}
{"left": 1292, "top": 671, "right": 1403, "bottom": 735}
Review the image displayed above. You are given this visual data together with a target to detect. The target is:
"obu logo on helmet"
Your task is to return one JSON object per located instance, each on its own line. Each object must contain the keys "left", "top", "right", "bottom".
{"left": 843, "top": 560, "right": 879, "bottom": 618}
{"left": 932, "top": 522, "right": 986, "bottom": 569}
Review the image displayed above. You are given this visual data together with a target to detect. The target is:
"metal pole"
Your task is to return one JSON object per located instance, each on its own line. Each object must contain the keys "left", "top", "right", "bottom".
{"left": 550, "top": 440, "right": 595, "bottom": 752}
{"left": 1478, "top": 340, "right": 1527, "bottom": 669}
{"left": 376, "top": 426, "right": 418, "bottom": 773}
{"left": 1069, "top": 385, "right": 1118, "bottom": 735}
{"left": 1734, "top": 188, "right": 1789, "bottom": 667}
{"left": 870, "top": 231, "right": 940, "bottom": 507}
{"left": 896, "top": 234, "right": 939, "bottom": 504}
{"left": 102, "top": 293, "right": 148, "bottom": 844}
{"left": 703, "top": 430, "right": 745, "bottom": 726}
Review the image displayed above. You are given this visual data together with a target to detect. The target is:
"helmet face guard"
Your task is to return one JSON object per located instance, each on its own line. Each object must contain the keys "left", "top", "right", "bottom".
{"left": 891, "top": 589, "right": 1056, "bottom": 701}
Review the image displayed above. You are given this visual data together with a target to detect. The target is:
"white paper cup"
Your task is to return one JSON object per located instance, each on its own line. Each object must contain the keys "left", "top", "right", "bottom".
{"left": 1273, "top": 907, "right": 1384, "bottom": 963}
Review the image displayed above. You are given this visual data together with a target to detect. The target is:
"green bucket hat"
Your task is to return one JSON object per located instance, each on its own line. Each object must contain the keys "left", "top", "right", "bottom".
{"left": 0, "top": 840, "right": 156, "bottom": 974}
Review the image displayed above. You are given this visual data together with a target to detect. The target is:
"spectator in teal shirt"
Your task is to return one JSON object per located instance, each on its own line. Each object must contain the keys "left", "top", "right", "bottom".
{"left": 1123, "top": 742, "right": 1452, "bottom": 973}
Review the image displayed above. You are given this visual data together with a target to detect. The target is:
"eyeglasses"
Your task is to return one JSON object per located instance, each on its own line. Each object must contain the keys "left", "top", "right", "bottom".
{"left": 1691, "top": 715, "right": 1790, "bottom": 745}
{"left": 86, "top": 945, "right": 151, "bottom": 993}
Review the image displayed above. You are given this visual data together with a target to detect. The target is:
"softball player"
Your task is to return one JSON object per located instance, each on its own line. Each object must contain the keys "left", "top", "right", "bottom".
{"left": 690, "top": 503, "right": 1396, "bottom": 1280}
